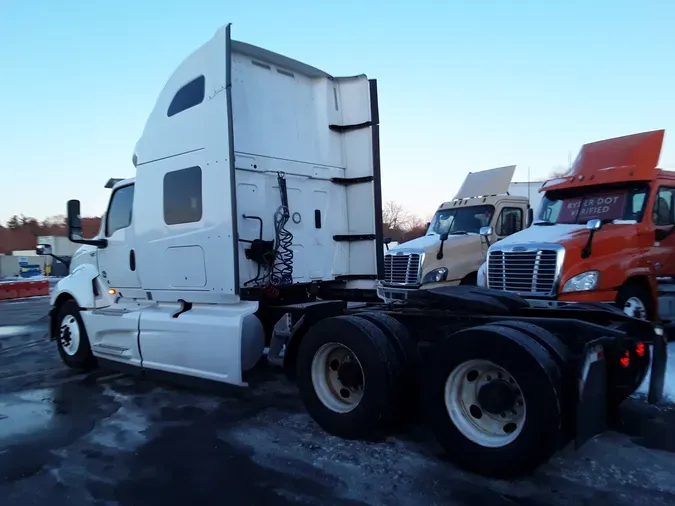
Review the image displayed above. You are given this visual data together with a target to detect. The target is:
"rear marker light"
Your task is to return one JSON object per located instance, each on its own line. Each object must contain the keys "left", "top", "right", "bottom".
{"left": 620, "top": 350, "right": 630, "bottom": 368}
{"left": 636, "top": 343, "right": 646, "bottom": 357}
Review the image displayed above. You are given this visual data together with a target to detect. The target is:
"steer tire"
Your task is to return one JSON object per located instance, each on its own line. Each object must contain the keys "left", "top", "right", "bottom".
{"left": 55, "top": 300, "right": 97, "bottom": 370}
{"left": 353, "top": 312, "right": 421, "bottom": 423}
{"left": 296, "top": 315, "right": 402, "bottom": 439}
{"left": 615, "top": 284, "right": 655, "bottom": 321}
{"left": 424, "top": 324, "right": 563, "bottom": 478}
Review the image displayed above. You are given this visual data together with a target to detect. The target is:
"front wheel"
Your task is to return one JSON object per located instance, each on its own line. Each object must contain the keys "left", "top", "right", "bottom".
{"left": 55, "top": 300, "right": 96, "bottom": 370}
{"left": 616, "top": 284, "right": 654, "bottom": 321}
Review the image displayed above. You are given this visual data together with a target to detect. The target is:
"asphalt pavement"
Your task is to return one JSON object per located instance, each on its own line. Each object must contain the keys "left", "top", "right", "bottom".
{"left": 2, "top": 297, "right": 675, "bottom": 506}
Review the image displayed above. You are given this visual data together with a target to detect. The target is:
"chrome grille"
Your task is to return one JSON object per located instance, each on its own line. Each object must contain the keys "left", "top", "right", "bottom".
{"left": 383, "top": 252, "right": 422, "bottom": 286}
{"left": 487, "top": 248, "right": 560, "bottom": 296}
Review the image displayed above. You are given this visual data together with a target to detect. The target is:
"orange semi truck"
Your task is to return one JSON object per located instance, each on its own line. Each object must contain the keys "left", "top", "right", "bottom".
{"left": 479, "top": 129, "right": 675, "bottom": 324}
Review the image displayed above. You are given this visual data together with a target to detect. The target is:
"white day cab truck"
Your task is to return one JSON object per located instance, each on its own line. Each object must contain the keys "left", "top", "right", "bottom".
{"left": 378, "top": 165, "right": 544, "bottom": 301}
{"left": 45, "top": 24, "right": 667, "bottom": 479}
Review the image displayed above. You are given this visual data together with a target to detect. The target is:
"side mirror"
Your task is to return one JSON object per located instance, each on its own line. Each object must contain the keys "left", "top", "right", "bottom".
{"left": 64, "top": 200, "right": 107, "bottom": 247}
{"left": 67, "top": 199, "right": 84, "bottom": 241}
{"left": 586, "top": 218, "right": 602, "bottom": 231}
{"left": 383, "top": 237, "right": 392, "bottom": 245}
{"left": 479, "top": 226, "right": 493, "bottom": 237}
{"left": 36, "top": 244, "right": 53, "bottom": 256}
{"left": 439, "top": 232, "right": 449, "bottom": 241}
{"left": 526, "top": 208, "right": 534, "bottom": 228}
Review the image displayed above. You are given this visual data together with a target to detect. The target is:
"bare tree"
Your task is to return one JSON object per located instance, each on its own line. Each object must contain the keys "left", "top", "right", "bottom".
{"left": 549, "top": 164, "right": 570, "bottom": 178}
{"left": 382, "top": 200, "right": 412, "bottom": 231}
{"left": 41, "top": 214, "right": 66, "bottom": 227}
{"left": 408, "top": 214, "right": 426, "bottom": 230}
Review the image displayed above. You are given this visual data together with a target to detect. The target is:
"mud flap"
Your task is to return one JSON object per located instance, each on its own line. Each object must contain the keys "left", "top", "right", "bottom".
{"left": 575, "top": 342, "right": 607, "bottom": 449}
{"left": 648, "top": 326, "right": 667, "bottom": 404}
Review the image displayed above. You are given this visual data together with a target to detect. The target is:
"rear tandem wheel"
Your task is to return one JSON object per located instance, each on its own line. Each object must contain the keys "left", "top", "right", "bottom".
{"left": 295, "top": 315, "right": 404, "bottom": 439}
{"left": 423, "top": 324, "right": 564, "bottom": 478}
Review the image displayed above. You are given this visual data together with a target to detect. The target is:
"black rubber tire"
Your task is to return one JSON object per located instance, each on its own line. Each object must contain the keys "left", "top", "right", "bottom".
{"left": 424, "top": 324, "right": 563, "bottom": 478}
{"left": 485, "top": 321, "right": 576, "bottom": 437}
{"left": 296, "top": 315, "right": 403, "bottom": 439}
{"left": 352, "top": 312, "right": 420, "bottom": 423}
{"left": 484, "top": 321, "right": 571, "bottom": 377}
{"left": 55, "top": 300, "right": 97, "bottom": 370}
{"left": 615, "top": 284, "right": 655, "bottom": 321}
{"left": 460, "top": 273, "right": 478, "bottom": 286}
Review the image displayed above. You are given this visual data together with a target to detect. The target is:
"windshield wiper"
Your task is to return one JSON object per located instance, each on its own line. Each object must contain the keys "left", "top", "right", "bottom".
{"left": 532, "top": 221, "right": 555, "bottom": 226}
{"left": 449, "top": 230, "right": 469, "bottom": 235}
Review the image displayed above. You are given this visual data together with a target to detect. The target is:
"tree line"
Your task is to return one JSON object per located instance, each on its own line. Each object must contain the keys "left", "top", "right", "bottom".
{"left": 0, "top": 215, "right": 101, "bottom": 254}
{"left": 1, "top": 202, "right": 430, "bottom": 256}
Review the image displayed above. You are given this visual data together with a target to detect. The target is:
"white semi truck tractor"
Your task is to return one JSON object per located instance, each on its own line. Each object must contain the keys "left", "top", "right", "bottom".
{"left": 48, "top": 23, "right": 667, "bottom": 479}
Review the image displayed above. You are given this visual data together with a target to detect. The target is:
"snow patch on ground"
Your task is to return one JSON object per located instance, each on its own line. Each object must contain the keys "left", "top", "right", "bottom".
{"left": 635, "top": 342, "right": 675, "bottom": 401}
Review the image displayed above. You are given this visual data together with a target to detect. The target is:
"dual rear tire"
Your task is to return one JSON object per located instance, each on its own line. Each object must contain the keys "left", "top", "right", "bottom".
{"left": 296, "top": 315, "right": 565, "bottom": 478}
{"left": 295, "top": 313, "right": 417, "bottom": 439}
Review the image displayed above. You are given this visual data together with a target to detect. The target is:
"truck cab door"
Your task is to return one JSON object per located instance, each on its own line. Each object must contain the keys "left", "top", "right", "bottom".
{"left": 492, "top": 205, "right": 524, "bottom": 247}
{"left": 650, "top": 186, "right": 675, "bottom": 277}
{"left": 97, "top": 183, "right": 141, "bottom": 291}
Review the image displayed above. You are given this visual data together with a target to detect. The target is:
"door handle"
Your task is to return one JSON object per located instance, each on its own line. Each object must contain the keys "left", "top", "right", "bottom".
{"left": 129, "top": 249, "right": 136, "bottom": 271}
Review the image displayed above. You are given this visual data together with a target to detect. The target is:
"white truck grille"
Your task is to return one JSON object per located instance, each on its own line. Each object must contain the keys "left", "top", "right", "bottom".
{"left": 487, "top": 246, "right": 563, "bottom": 296}
{"left": 383, "top": 252, "right": 422, "bottom": 286}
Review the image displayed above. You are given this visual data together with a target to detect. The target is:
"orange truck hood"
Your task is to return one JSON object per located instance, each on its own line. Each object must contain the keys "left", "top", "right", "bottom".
{"left": 541, "top": 129, "right": 665, "bottom": 194}
{"left": 496, "top": 223, "right": 641, "bottom": 285}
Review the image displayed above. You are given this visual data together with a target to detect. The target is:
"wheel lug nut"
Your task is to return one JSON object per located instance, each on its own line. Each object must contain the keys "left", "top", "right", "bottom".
{"left": 486, "top": 375, "right": 492, "bottom": 381}
{"left": 500, "top": 412, "right": 506, "bottom": 418}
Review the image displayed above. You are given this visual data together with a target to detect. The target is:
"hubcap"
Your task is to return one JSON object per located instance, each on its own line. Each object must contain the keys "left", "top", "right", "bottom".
{"left": 444, "top": 359, "right": 526, "bottom": 447}
{"left": 311, "top": 343, "right": 365, "bottom": 413}
{"left": 59, "top": 315, "right": 81, "bottom": 356}
{"left": 623, "top": 296, "right": 647, "bottom": 320}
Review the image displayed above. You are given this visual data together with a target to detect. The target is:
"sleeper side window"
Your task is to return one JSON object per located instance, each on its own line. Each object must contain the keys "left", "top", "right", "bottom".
{"left": 164, "top": 167, "right": 203, "bottom": 225}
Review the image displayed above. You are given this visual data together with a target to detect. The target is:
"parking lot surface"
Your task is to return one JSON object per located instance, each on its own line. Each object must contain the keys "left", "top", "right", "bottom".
{"left": 2, "top": 297, "right": 675, "bottom": 506}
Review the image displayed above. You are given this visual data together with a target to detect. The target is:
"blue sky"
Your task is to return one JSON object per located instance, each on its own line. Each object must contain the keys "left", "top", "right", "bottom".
{"left": 1, "top": 0, "right": 674, "bottom": 223}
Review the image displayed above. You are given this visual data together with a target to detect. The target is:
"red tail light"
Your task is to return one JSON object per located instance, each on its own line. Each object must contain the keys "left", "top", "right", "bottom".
{"left": 620, "top": 350, "right": 630, "bottom": 368}
{"left": 636, "top": 343, "right": 646, "bottom": 357}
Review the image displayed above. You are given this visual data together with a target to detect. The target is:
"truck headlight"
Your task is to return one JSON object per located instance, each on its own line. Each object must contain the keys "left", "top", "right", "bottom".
{"left": 422, "top": 267, "right": 448, "bottom": 285}
{"left": 561, "top": 270, "right": 600, "bottom": 293}
{"left": 477, "top": 262, "right": 487, "bottom": 287}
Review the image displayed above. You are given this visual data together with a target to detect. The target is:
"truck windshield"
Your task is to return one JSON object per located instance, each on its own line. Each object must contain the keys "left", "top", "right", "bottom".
{"left": 427, "top": 205, "right": 495, "bottom": 235}
{"left": 536, "top": 186, "right": 649, "bottom": 225}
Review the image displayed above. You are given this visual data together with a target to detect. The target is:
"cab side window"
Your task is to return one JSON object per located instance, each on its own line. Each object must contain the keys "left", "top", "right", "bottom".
{"left": 630, "top": 192, "right": 647, "bottom": 221}
{"left": 106, "top": 184, "right": 135, "bottom": 237}
{"left": 653, "top": 187, "right": 675, "bottom": 226}
{"left": 496, "top": 207, "right": 523, "bottom": 236}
